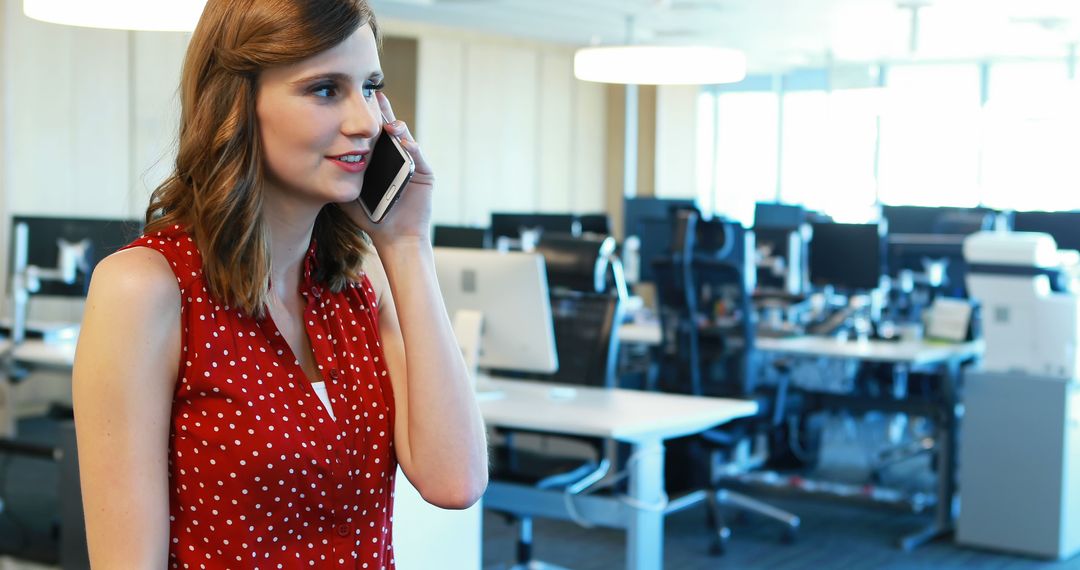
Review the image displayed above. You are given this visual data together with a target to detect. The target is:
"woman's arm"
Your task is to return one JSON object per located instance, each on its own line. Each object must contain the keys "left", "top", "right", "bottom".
{"left": 345, "top": 91, "right": 487, "bottom": 509}
{"left": 365, "top": 245, "right": 488, "bottom": 509}
{"left": 72, "top": 247, "right": 181, "bottom": 567}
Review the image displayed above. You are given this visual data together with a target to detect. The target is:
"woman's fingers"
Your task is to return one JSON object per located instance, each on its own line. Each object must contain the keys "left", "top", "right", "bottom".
{"left": 376, "top": 91, "right": 397, "bottom": 125}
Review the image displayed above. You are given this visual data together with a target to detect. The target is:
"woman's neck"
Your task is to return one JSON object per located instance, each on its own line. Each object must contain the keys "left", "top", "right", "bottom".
{"left": 262, "top": 191, "right": 321, "bottom": 298}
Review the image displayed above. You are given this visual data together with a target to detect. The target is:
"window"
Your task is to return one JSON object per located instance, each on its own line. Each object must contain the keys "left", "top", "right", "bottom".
{"left": 781, "top": 89, "right": 879, "bottom": 222}
{"left": 695, "top": 60, "right": 1080, "bottom": 223}
{"left": 707, "top": 91, "right": 779, "bottom": 225}
{"left": 877, "top": 64, "right": 982, "bottom": 207}
{"left": 982, "top": 62, "right": 1080, "bottom": 211}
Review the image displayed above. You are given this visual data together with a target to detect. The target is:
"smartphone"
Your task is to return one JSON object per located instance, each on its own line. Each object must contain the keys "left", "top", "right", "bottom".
{"left": 358, "top": 125, "right": 415, "bottom": 223}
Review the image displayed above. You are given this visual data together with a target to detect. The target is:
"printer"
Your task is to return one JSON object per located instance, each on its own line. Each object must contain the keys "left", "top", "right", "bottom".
{"left": 957, "top": 230, "right": 1080, "bottom": 560}
{"left": 964, "top": 231, "right": 1079, "bottom": 378}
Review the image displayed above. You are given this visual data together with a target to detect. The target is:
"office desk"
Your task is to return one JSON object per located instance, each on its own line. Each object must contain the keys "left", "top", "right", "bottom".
{"left": 754, "top": 337, "right": 982, "bottom": 551}
{"left": 0, "top": 337, "right": 86, "bottom": 569}
{"left": 477, "top": 375, "right": 758, "bottom": 570}
{"left": 0, "top": 337, "right": 78, "bottom": 370}
{"left": 619, "top": 321, "right": 662, "bottom": 346}
{"left": 0, "top": 337, "right": 78, "bottom": 435}
{"left": 755, "top": 336, "right": 982, "bottom": 366}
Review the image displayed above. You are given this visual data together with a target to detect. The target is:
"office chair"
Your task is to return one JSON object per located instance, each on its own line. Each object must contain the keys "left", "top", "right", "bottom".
{"left": 652, "top": 210, "right": 800, "bottom": 555}
{"left": 489, "top": 233, "right": 626, "bottom": 570}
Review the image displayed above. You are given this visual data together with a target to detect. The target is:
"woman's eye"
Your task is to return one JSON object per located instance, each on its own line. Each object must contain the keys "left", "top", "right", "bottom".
{"left": 363, "top": 81, "right": 385, "bottom": 100}
{"left": 312, "top": 83, "right": 339, "bottom": 98}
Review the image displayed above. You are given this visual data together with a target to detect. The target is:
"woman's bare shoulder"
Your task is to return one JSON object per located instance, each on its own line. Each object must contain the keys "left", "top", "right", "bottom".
{"left": 87, "top": 246, "right": 182, "bottom": 316}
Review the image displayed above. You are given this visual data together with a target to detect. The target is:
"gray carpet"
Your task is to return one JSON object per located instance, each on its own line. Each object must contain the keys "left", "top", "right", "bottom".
{"left": 481, "top": 498, "right": 1080, "bottom": 570}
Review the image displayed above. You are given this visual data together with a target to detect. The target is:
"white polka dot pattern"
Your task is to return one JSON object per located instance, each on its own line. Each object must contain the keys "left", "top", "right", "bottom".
{"left": 122, "top": 226, "right": 397, "bottom": 569}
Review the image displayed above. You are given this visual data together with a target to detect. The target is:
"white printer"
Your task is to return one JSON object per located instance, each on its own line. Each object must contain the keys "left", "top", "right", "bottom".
{"left": 964, "top": 231, "right": 1080, "bottom": 379}
{"left": 958, "top": 230, "right": 1080, "bottom": 560}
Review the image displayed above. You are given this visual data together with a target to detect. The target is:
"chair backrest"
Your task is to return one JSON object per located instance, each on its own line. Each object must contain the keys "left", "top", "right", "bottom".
{"left": 545, "top": 292, "right": 622, "bottom": 387}
{"left": 534, "top": 234, "right": 626, "bottom": 388}
{"left": 652, "top": 212, "right": 758, "bottom": 398}
{"left": 535, "top": 233, "right": 616, "bottom": 293}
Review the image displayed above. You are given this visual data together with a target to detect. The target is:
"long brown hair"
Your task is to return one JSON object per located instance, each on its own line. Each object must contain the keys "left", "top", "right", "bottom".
{"left": 145, "top": 0, "right": 379, "bottom": 318}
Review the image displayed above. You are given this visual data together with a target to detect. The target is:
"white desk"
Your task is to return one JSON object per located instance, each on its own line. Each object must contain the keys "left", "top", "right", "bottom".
{"left": 0, "top": 337, "right": 78, "bottom": 437}
{"left": 755, "top": 336, "right": 982, "bottom": 551}
{"left": 0, "top": 338, "right": 78, "bottom": 369}
{"left": 0, "top": 337, "right": 86, "bottom": 569}
{"left": 755, "top": 336, "right": 983, "bottom": 366}
{"left": 478, "top": 375, "right": 757, "bottom": 570}
{"left": 618, "top": 321, "right": 662, "bottom": 346}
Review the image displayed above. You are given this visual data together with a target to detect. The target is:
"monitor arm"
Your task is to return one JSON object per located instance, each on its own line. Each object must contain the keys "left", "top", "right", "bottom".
{"left": 10, "top": 221, "right": 90, "bottom": 345}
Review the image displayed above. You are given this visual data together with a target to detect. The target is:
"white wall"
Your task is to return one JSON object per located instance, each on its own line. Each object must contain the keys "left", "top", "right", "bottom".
{"left": 1, "top": 6, "right": 187, "bottom": 219}
{"left": 0, "top": 5, "right": 612, "bottom": 254}
{"left": 409, "top": 25, "right": 608, "bottom": 227}
{"left": 0, "top": 0, "right": 9, "bottom": 305}
{"left": 0, "top": 0, "right": 187, "bottom": 326}
{"left": 654, "top": 84, "right": 703, "bottom": 201}
{"left": 0, "top": 2, "right": 612, "bottom": 406}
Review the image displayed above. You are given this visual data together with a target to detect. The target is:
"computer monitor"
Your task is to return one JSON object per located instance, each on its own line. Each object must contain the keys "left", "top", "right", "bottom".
{"left": 886, "top": 235, "right": 970, "bottom": 297}
{"left": 577, "top": 213, "right": 611, "bottom": 236}
{"left": 881, "top": 205, "right": 994, "bottom": 236}
{"left": 8, "top": 216, "right": 143, "bottom": 297}
{"left": 881, "top": 205, "right": 941, "bottom": 235}
{"left": 808, "top": 222, "right": 885, "bottom": 292}
{"left": 622, "top": 197, "right": 697, "bottom": 242}
{"left": 489, "top": 212, "right": 579, "bottom": 241}
{"left": 753, "top": 226, "right": 806, "bottom": 293}
{"left": 753, "top": 202, "right": 804, "bottom": 229}
{"left": 623, "top": 197, "right": 697, "bottom": 283}
{"left": 1012, "top": 210, "right": 1080, "bottom": 252}
{"left": 432, "top": 225, "right": 491, "bottom": 249}
{"left": 433, "top": 247, "right": 558, "bottom": 374}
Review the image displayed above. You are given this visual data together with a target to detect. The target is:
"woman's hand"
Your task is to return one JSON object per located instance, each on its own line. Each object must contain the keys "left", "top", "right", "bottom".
{"left": 342, "top": 91, "right": 434, "bottom": 248}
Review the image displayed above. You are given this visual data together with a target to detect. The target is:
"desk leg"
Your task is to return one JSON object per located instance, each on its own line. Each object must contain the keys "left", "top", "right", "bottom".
{"left": 899, "top": 358, "right": 961, "bottom": 551}
{"left": 626, "top": 439, "right": 665, "bottom": 570}
{"left": 0, "top": 373, "right": 13, "bottom": 438}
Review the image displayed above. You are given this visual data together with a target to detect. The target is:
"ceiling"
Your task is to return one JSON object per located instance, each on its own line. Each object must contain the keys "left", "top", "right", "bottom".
{"left": 371, "top": 0, "right": 1080, "bottom": 72}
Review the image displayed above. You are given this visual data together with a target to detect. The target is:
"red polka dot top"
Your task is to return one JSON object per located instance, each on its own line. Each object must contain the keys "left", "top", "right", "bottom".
{"left": 120, "top": 225, "right": 398, "bottom": 569}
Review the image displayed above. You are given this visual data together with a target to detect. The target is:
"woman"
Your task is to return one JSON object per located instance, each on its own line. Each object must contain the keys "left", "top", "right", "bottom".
{"left": 71, "top": 0, "right": 488, "bottom": 566}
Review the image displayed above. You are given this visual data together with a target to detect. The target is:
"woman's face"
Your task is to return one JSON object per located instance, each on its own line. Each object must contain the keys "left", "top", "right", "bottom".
{"left": 256, "top": 23, "right": 383, "bottom": 209}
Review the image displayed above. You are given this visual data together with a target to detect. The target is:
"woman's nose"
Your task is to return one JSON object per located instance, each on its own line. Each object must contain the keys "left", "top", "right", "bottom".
{"left": 342, "top": 92, "right": 380, "bottom": 139}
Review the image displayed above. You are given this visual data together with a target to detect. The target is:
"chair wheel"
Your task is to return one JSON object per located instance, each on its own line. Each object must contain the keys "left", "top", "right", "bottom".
{"left": 781, "top": 527, "right": 798, "bottom": 544}
{"left": 709, "top": 527, "right": 731, "bottom": 556}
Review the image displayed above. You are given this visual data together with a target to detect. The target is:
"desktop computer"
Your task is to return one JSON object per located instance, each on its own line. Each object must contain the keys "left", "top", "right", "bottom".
{"left": 808, "top": 221, "right": 885, "bottom": 292}
{"left": 433, "top": 247, "right": 559, "bottom": 376}
{"left": 1013, "top": 210, "right": 1080, "bottom": 253}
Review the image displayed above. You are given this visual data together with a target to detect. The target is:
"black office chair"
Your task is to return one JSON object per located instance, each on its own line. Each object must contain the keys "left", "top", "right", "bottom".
{"left": 489, "top": 233, "right": 626, "bottom": 570}
{"left": 652, "top": 210, "right": 800, "bottom": 555}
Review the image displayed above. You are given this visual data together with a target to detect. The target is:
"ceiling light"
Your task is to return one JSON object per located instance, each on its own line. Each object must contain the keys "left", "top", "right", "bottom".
{"left": 23, "top": 0, "right": 205, "bottom": 32}
{"left": 573, "top": 45, "right": 746, "bottom": 85}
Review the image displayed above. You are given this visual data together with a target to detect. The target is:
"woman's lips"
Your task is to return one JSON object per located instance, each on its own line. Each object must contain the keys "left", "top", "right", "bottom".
{"left": 328, "top": 152, "right": 368, "bottom": 173}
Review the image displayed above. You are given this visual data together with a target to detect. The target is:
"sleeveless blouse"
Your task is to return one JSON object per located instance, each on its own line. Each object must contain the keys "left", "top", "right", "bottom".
{"left": 120, "top": 225, "right": 398, "bottom": 569}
